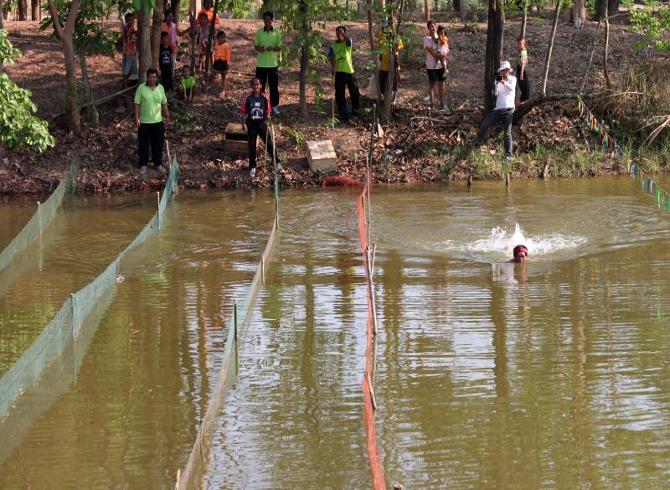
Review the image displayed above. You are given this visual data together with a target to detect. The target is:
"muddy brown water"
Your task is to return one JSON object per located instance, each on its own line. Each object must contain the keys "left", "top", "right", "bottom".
{"left": 1, "top": 177, "right": 670, "bottom": 488}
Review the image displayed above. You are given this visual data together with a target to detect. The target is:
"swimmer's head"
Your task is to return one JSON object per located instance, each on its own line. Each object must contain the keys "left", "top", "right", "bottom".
{"left": 512, "top": 244, "right": 528, "bottom": 263}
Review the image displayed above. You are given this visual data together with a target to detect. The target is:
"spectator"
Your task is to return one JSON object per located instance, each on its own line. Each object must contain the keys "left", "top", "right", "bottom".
{"left": 422, "top": 20, "right": 439, "bottom": 107}
{"left": 196, "top": 12, "right": 211, "bottom": 71}
{"left": 328, "top": 26, "right": 360, "bottom": 124}
{"left": 378, "top": 27, "right": 403, "bottom": 104}
{"left": 241, "top": 78, "right": 280, "bottom": 178}
{"left": 180, "top": 66, "right": 196, "bottom": 102}
{"left": 161, "top": 11, "right": 191, "bottom": 74}
{"left": 212, "top": 30, "right": 231, "bottom": 99}
{"left": 435, "top": 25, "right": 449, "bottom": 112}
{"left": 197, "top": 0, "right": 221, "bottom": 26}
{"left": 134, "top": 68, "right": 171, "bottom": 176}
{"left": 121, "top": 12, "right": 138, "bottom": 88}
{"left": 517, "top": 37, "right": 530, "bottom": 102}
{"left": 159, "top": 32, "right": 174, "bottom": 91}
{"left": 473, "top": 61, "right": 517, "bottom": 159}
{"left": 254, "top": 11, "right": 282, "bottom": 115}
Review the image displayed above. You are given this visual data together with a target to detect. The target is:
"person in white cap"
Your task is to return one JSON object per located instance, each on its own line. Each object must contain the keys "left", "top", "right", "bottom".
{"left": 474, "top": 60, "right": 517, "bottom": 159}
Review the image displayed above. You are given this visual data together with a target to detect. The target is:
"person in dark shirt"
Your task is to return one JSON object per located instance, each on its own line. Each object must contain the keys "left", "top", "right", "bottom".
{"left": 241, "top": 78, "right": 280, "bottom": 178}
{"left": 159, "top": 32, "right": 173, "bottom": 91}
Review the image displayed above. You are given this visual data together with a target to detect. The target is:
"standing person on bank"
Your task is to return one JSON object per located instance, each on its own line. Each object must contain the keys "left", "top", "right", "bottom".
{"left": 241, "top": 78, "right": 280, "bottom": 178}
{"left": 159, "top": 32, "right": 174, "bottom": 91}
{"left": 516, "top": 37, "right": 530, "bottom": 102}
{"left": 121, "top": 12, "right": 138, "bottom": 88}
{"left": 422, "top": 20, "right": 440, "bottom": 106}
{"left": 473, "top": 61, "right": 517, "bottom": 159}
{"left": 134, "top": 69, "right": 171, "bottom": 176}
{"left": 328, "top": 26, "right": 360, "bottom": 124}
{"left": 255, "top": 11, "right": 282, "bottom": 115}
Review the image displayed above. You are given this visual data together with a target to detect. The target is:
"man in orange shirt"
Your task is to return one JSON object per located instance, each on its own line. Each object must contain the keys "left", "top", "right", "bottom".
{"left": 197, "top": 0, "right": 221, "bottom": 25}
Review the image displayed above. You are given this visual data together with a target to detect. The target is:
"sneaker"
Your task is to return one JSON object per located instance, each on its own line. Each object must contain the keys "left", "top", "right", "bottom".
{"left": 272, "top": 106, "right": 280, "bottom": 115}
{"left": 440, "top": 104, "right": 450, "bottom": 113}
{"left": 422, "top": 95, "right": 431, "bottom": 103}
{"left": 505, "top": 155, "right": 514, "bottom": 161}
{"left": 157, "top": 164, "right": 167, "bottom": 174}
{"left": 139, "top": 166, "right": 147, "bottom": 176}
{"left": 249, "top": 168, "right": 256, "bottom": 178}
{"left": 275, "top": 160, "right": 283, "bottom": 172}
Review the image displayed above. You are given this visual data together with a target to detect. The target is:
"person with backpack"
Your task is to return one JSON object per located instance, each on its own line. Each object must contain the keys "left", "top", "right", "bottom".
{"left": 241, "top": 78, "right": 280, "bottom": 178}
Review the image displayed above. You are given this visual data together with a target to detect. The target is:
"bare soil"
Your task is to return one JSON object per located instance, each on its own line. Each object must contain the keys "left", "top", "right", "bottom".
{"left": 0, "top": 17, "right": 639, "bottom": 194}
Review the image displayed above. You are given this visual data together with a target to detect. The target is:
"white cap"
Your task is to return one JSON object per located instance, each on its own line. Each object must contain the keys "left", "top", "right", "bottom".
{"left": 498, "top": 61, "right": 511, "bottom": 72}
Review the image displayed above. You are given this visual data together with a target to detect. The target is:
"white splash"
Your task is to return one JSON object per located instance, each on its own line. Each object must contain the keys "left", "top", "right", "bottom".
{"left": 469, "top": 223, "right": 587, "bottom": 259}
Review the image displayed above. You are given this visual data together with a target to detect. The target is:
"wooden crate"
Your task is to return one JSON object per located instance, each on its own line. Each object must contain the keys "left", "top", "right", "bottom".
{"left": 306, "top": 140, "right": 337, "bottom": 172}
{"left": 224, "top": 123, "right": 248, "bottom": 155}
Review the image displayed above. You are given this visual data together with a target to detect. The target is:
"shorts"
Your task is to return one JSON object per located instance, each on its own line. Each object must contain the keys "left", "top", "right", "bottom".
{"left": 122, "top": 53, "right": 138, "bottom": 79}
{"left": 427, "top": 67, "right": 446, "bottom": 83}
{"left": 213, "top": 59, "right": 229, "bottom": 73}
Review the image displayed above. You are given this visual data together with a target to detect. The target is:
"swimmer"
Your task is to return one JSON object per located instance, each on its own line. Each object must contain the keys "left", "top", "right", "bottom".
{"left": 511, "top": 244, "right": 528, "bottom": 263}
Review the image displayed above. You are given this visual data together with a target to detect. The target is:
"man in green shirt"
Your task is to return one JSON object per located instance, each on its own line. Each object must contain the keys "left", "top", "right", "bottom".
{"left": 328, "top": 26, "right": 360, "bottom": 123}
{"left": 255, "top": 11, "right": 282, "bottom": 115}
{"left": 134, "top": 68, "right": 171, "bottom": 176}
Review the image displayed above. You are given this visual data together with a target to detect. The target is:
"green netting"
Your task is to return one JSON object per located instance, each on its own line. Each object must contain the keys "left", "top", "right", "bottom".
{"left": 0, "top": 157, "right": 179, "bottom": 421}
{"left": 176, "top": 156, "right": 280, "bottom": 490}
{"left": 0, "top": 162, "right": 78, "bottom": 276}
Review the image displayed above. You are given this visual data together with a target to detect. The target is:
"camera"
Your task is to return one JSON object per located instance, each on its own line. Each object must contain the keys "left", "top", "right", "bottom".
{"left": 495, "top": 74, "right": 503, "bottom": 82}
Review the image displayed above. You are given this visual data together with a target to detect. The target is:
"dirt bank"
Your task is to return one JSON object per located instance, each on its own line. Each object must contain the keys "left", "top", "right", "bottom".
{"left": 0, "top": 17, "right": 641, "bottom": 194}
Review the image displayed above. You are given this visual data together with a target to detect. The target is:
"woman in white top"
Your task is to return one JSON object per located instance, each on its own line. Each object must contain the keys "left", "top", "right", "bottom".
{"left": 423, "top": 20, "right": 440, "bottom": 108}
{"left": 435, "top": 25, "right": 450, "bottom": 112}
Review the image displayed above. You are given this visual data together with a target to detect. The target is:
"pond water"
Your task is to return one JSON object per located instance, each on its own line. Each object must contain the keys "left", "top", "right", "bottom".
{"left": 1, "top": 177, "right": 669, "bottom": 488}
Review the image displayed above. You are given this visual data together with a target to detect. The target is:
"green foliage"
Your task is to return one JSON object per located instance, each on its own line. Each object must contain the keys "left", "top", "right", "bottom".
{"left": 41, "top": 0, "right": 117, "bottom": 57}
{"left": 0, "top": 31, "right": 55, "bottom": 151}
{"left": 283, "top": 126, "right": 305, "bottom": 146}
{"left": 629, "top": 1, "right": 670, "bottom": 52}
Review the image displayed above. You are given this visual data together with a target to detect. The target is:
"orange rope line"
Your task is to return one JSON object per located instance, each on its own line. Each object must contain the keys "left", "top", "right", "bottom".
{"left": 357, "top": 185, "right": 386, "bottom": 490}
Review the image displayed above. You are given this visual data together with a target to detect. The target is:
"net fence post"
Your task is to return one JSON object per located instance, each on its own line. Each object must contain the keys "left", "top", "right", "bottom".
{"left": 157, "top": 191, "right": 162, "bottom": 230}
{"left": 234, "top": 300, "right": 238, "bottom": 341}
{"left": 37, "top": 201, "right": 42, "bottom": 235}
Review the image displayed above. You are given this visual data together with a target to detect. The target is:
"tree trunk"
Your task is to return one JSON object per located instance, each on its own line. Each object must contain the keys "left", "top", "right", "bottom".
{"left": 365, "top": 0, "right": 382, "bottom": 112}
{"left": 189, "top": 0, "right": 196, "bottom": 72}
{"left": 173, "top": 0, "right": 180, "bottom": 21}
{"left": 382, "top": 0, "right": 402, "bottom": 123}
{"left": 18, "top": 0, "right": 28, "bottom": 20}
{"left": 572, "top": 0, "right": 585, "bottom": 28}
{"left": 595, "top": 0, "right": 606, "bottom": 20}
{"left": 452, "top": 0, "right": 461, "bottom": 12}
{"left": 30, "top": 0, "right": 38, "bottom": 20}
{"left": 424, "top": 0, "right": 429, "bottom": 20}
{"left": 603, "top": 0, "right": 612, "bottom": 89}
{"left": 541, "top": 0, "right": 561, "bottom": 97}
{"left": 63, "top": 39, "right": 81, "bottom": 133}
{"left": 298, "top": 0, "right": 309, "bottom": 118}
{"left": 151, "top": 1, "right": 164, "bottom": 70}
{"left": 137, "top": 7, "right": 152, "bottom": 81}
{"left": 520, "top": 0, "right": 528, "bottom": 38}
{"left": 47, "top": 0, "right": 81, "bottom": 134}
{"left": 0, "top": 2, "right": 4, "bottom": 30}
{"left": 608, "top": 0, "right": 618, "bottom": 16}
{"left": 204, "top": 0, "right": 219, "bottom": 78}
{"left": 484, "top": 0, "right": 504, "bottom": 112}
{"left": 79, "top": 48, "right": 99, "bottom": 127}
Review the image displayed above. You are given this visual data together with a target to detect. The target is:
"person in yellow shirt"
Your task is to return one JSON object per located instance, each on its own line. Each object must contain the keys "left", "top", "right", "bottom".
{"left": 377, "top": 28, "right": 403, "bottom": 104}
{"left": 212, "top": 30, "right": 231, "bottom": 99}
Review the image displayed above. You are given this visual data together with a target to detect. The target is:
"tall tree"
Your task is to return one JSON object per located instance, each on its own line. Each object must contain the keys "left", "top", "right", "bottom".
{"left": 46, "top": 0, "right": 82, "bottom": 133}
{"left": 572, "top": 0, "right": 585, "bottom": 28}
{"left": 19, "top": 0, "right": 28, "bottom": 20}
{"left": 151, "top": 0, "right": 164, "bottom": 69}
{"left": 541, "top": 0, "right": 561, "bottom": 96}
{"left": 484, "top": 0, "right": 504, "bottom": 111}
{"left": 137, "top": 6, "right": 152, "bottom": 80}
{"left": 31, "top": 0, "right": 39, "bottom": 20}
{"left": 0, "top": 1, "right": 4, "bottom": 29}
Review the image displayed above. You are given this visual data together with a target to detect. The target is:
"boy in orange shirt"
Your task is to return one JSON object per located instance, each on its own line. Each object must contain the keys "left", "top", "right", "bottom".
{"left": 212, "top": 30, "right": 231, "bottom": 99}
